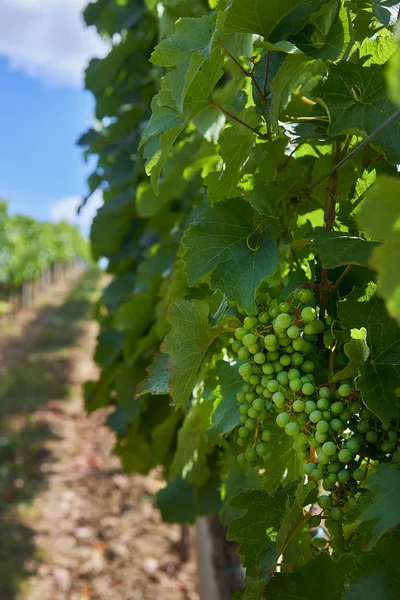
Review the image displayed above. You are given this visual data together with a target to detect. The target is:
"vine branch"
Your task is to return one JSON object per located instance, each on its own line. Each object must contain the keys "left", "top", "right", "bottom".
{"left": 217, "top": 41, "right": 265, "bottom": 100}
{"left": 211, "top": 101, "right": 268, "bottom": 139}
{"left": 307, "top": 108, "right": 400, "bottom": 193}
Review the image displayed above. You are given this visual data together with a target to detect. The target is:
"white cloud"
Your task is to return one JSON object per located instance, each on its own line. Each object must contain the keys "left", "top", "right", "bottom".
{"left": 49, "top": 190, "right": 103, "bottom": 233}
{"left": 0, "top": 0, "right": 108, "bottom": 87}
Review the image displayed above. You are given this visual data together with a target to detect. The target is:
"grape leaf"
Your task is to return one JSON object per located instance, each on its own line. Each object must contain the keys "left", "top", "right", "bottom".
{"left": 313, "top": 232, "right": 379, "bottom": 269}
{"left": 170, "top": 399, "right": 213, "bottom": 485}
{"left": 313, "top": 60, "right": 400, "bottom": 164}
{"left": 337, "top": 285, "right": 400, "bottom": 422}
{"left": 181, "top": 198, "right": 279, "bottom": 312}
{"left": 151, "top": 15, "right": 216, "bottom": 112}
{"left": 270, "top": 54, "right": 325, "bottom": 133}
{"left": 136, "top": 353, "right": 170, "bottom": 398}
{"left": 265, "top": 553, "right": 351, "bottom": 599}
{"left": 333, "top": 333, "right": 370, "bottom": 381}
{"left": 206, "top": 360, "right": 245, "bottom": 444}
{"left": 205, "top": 113, "right": 257, "bottom": 204}
{"left": 224, "top": 0, "right": 321, "bottom": 40}
{"left": 220, "top": 455, "right": 261, "bottom": 524}
{"left": 358, "top": 464, "right": 400, "bottom": 550}
{"left": 227, "top": 481, "right": 313, "bottom": 580}
{"left": 357, "top": 175, "right": 400, "bottom": 323}
{"left": 260, "top": 420, "right": 305, "bottom": 494}
{"left": 162, "top": 300, "right": 221, "bottom": 407}
{"left": 156, "top": 478, "right": 198, "bottom": 523}
{"left": 345, "top": 533, "right": 400, "bottom": 600}
{"left": 387, "top": 47, "right": 400, "bottom": 106}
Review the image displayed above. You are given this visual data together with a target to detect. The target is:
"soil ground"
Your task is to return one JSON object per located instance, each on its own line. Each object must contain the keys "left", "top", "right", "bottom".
{"left": 0, "top": 268, "right": 199, "bottom": 600}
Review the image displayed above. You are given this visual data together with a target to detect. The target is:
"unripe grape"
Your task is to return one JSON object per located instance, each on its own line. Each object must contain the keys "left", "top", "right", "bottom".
{"left": 274, "top": 313, "right": 292, "bottom": 329}
{"left": 262, "top": 430, "right": 272, "bottom": 442}
{"left": 352, "top": 468, "right": 365, "bottom": 481}
{"left": 245, "top": 392, "right": 256, "bottom": 402}
{"left": 387, "top": 430, "right": 397, "bottom": 443}
{"left": 315, "top": 431, "right": 328, "bottom": 444}
{"left": 245, "top": 418, "right": 256, "bottom": 430}
{"left": 276, "top": 371, "right": 289, "bottom": 386}
{"left": 317, "top": 398, "right": 329, "bottom": 411}
{"left": 291, "top": 352, "right": 304, "bottom": 366}
{"left": 252, "top": 398, "right": 264, "bottom": 411}
{"left": 280, "top": 354, "right": 291, "bottom": 366}
{"left": 330, "top": 507, "right": 344, "bottom": 521}
{"left": 292, "top": 338, "right": 307, "bottom": 351}
{"left": 239, "top": 415, "right": 247, "bottom": 424}
{"left": 293, "top": 399, "right": 305, "bottom": 412}
{"left": 381, "top": 441, "right": 395, "bottom": 453}
{"left": 304, "top": 462, "right": 317, "bottom": 475}
{"left": 309, "top": 515, "right": 322, "bottom": 528}
{"left": 256, "top": 442, "right": 269, "bottom": 456}
{"left": 267, "top": 379, "right": 279, "bottom": 393}
{"left": 349, "top": 400, "right": 362, "bottom": 414}
{"left": 258, "top": 311, "right": 270, "bottom": 324}
{"left": 287, "top": 325, "right": 300, "bottom": 339}
{"left": 327, "top": 462, "right": 341, "bottom": 474}
{"left": 279, "top": 301, "right": 291, "bottom": 314}
{"left": 237, "top": 436, "right": 247, "bottom": 446}
{"left": 242, "top": 333, "right": 257, "bottom": 348}
{"left": 338, "top": 384, "right": 352, "bottom": 397}
{"left": 235, "top": 327, "right": 247, "bottom": 340}
{"left": 254, "top": 352, "right": 266, "bottom": 364}
{"left": 239, "top": 363, "right": 252, "bottom": 378}
{"left": 310, "top": 410, "right": 323, "bottom": 423}
{"left": 238, "top": 426, "right": 250, "bottom": 438}
{"left": 276, "top": 412, "right": 291, "bottom": 428}
{"left": 366, "top": 430, "right": 378, "bottom": 443}
{"left": 338, "top": 469, "right": 350, "bottom": 483}
{"left": 237, "top": 453, "right": 246, "bottom": 464}
{"left": 256, "top": 385, "right": 264, "bottom": 395}
{"left": 262, "top": 363, "right": 274, "bottom": 375}
{"left": 279, "top": 337, "right": 291, "bottom": 347}
{"left": 289, "top": 378, "right": 302, "bottom": 392}
{"left": 330, "top": 418, "right": 344, "bottom": 432}
{"left": 348, "top": 497, "right": 357, "bottom": 511}
{"left": 249, "top": 375, "right": 260, "bottom": 385}
{"left": 318, "top": 495, "right": 332, "bottom": 509}
{"left": 360, "top": 407, "right": 373, "bottom": 420}
{"left": 322, "top": 441, "right": 337, "bottom": 456}
{"left": 269, "top": 306, "right": 280, "bottom": 318}
{"left": 338, "top": 449, "right": 352, "bottom": 463}
{"left": 331, "top": 402, "right": 343, "bottom": 415}
{"left": 245, "top": 448, "right": 257, "bottom": 462}
{"left": 239, "top": 404, "right": 250, "bottom": 415}
{"left": 269, "top": 286, "right": 281, "bottom": 299}
{"left": 285, "top": 422, "right": 300, "bottom": 437}
{"left": 296, "top": 288, "right": 313, "bottom": 304}
{"left": 297, "top": 413, "right": 308, "bottom": 426}
{"left": 310, "top": 468, "right": 324, "bottom": 480}
{"left": 357, "top": 420, "right": 370, "bottom": 434}
{"left": 287, "top": 368, "right": 300, "bottom": 381}
{"left": 305, "top": 400, "right": 317, "bottom": 414}
{"left": 340, "top": 410, "right": 351, "bottom": 423}
{"left": 319, "top": 387, "right": 331, "bottom": 399}
{"left": 267, "top": 350, "right": 280, "bottom": 361}
{"left": 247, "top": 407, "right": 259, "bottom": 419}
{"left": 346, "top": 438, "right": 360, "bottom": 454}
{"left": 301, "top": 307, "right": 317, "bottom": 323}
{"left": 236, "top": 391, "right": 246, "bottom": 402}
{"left": 322, "top": 410, "right": 333, "bottom": 421}
{"left": 249, "top": 344, "right": 260, "bottom": 355}
{"left": 272, "top": 391, "right": 285, "bottom": 408}
{"left": 244, "top": 316, "right": 258, "bottom": 330}
{"left": 316, "top": 420, "right": 329, "bottom": 434}
{"left": 302, "top": 382, "right": 315, "bottom": 396}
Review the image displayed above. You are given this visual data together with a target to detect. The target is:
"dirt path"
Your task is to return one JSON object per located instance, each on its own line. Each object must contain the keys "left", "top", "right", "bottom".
{"left": 0, "top": 269, "right": 199, "bottom": 600}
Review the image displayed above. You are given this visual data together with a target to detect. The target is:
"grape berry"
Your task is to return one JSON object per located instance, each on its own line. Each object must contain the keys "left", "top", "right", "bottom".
{"left": 232, "top": 287, "right": 398, "bottom": 546}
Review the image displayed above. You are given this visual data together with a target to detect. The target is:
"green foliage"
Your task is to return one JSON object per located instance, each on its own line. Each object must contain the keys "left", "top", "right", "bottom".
{"left": 81, "top": 0, "right": 400, "bottom": 596}
{"left": 0, "top": 201, "right": 88, "bottom": 286}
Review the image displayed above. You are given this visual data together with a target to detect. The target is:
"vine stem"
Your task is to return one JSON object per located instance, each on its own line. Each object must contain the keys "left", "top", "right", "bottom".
{"left": 331, "top": 265, "right": 352, "bottom": 293}
{"left": 217, "top": 41, "right": 265, "bottom": 100}
{"left": 307, "top": 107, "right": 400, "bottom": 193}
{"left": 211, "top": 101, "right": 268, "bottom": 139}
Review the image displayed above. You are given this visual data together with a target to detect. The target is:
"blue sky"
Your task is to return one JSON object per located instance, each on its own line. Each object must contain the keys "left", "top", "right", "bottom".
{"left": 0, "top": 0, "right": 107, "bottom": 231}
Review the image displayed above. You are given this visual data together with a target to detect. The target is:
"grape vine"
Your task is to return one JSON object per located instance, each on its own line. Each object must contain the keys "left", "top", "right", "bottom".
{"left": 81, "top": 0, "right": 400, "bottom": 597}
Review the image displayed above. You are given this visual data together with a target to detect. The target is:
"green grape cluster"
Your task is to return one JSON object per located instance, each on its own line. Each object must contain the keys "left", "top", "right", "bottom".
{"left": 231, "top": 286, "right": 399, "bottom": 539}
